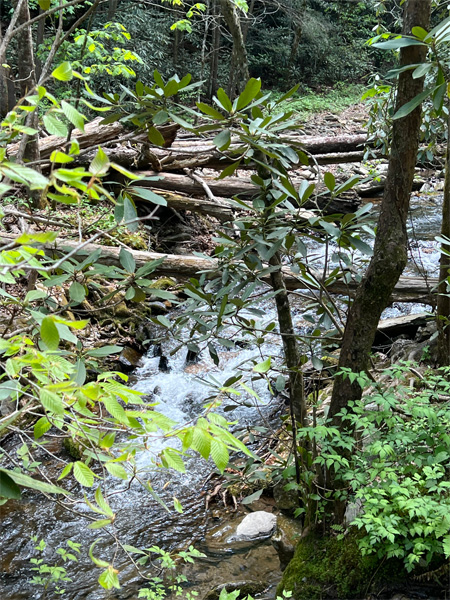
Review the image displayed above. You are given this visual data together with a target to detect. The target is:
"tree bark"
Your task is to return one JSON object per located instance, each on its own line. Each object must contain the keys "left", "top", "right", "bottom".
{"left": 219, "top": 0, "right": 249, "bottom": 95}
{"left": 328, "top": 0, "right": 431, "bottom": 522}
{"left": 437, "top": 110, "right": 450, "bottom": 365}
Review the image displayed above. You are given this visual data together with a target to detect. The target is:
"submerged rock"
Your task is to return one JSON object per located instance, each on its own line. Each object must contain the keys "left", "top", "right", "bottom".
{"left": 271, "top": 514, "right": 302, "bottom": 570}
{"left": 232, "top": 511, "right": 277, "bottom": 541}
{"left": 118, "top": 346, "right": 143, "bottom": 372}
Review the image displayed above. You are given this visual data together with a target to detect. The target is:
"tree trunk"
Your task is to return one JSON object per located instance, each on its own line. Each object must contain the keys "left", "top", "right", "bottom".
{"left": 219, "top": 0, "right": 249, "bottom": 96}
{"left": 437, "top": 110, "right": 450, "bottom": 365}
{"left": 327, "top": 0, "right": 431, "bottom": 523}
{"left": 287, "top": 0, "right": 307, "bottom": 77}
{"left": 208, "top": 0, "right": 221, "bottom": 99}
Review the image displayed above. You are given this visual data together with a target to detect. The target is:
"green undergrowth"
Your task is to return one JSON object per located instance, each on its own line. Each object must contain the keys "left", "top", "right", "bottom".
{"left": 277, "top": 529, "right": 448, "bottom": 600}
{"left": 272, "top": 83, "right": 365, "bottom": 119}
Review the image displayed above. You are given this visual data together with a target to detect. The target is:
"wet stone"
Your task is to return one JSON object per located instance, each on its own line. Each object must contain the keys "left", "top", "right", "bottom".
{"left": 118, "top": 347, "right": 144, "bottom": 372}
{"left": 231, "top": 511, "right": 277, "bottom": 542}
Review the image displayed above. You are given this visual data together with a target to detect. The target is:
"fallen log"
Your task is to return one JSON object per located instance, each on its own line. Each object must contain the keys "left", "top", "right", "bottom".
{"left": 153, "top": 191, "right": 233, "bottom": 222}
{"left": 133, "top": 171, "right": 360, "bottom": 214}
{"left": 0, "top": 235, "right": 438, "bottom": 304}
{"left": 7, "top": 118, "right": 179, "bottom": 160}
{"left": 374, "top": 312, "right": 431, "bottom": 347}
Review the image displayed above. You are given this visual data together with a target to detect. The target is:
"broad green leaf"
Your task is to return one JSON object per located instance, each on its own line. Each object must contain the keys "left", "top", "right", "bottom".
{"left": 88, "top": 519, "right": 112, "bottom": 529}
{"left": 119, "top": 247, "right": 136, "bottom": 273}
{"left": 98, "top": 566, "right": 120, "bottom": 590}
{"left": 197, "top": 102, "right": 225, "bottom": 120}
{"left": 147, "top": 126, "right": 166, "bottom": 146}
{"left": 61, "top": 101, "right": 86, "bottom": 132}
{"left": 0, "top": 471, "right": 21, "bottom": 499}
{"left": 215, "top": 88, "right": 233, "bottom": 113}
{"left": 130, "top": 187, "right": 167, "bottom": 206}
{"left": 253, "top": 357, "right": 271, "bottom": 373}
{"left": 73, "top": 461, "right": 95, "bottom": 487}
{"left": 103, "top": 396, "right": 127, "bottom": 423}
{"left": 372, "top": 37, "right": 426, "bottom": 50}
{"left": 58, "top": 463, "right": 73, "bottom": 480}
{"left": 40, "top": 317, "right": 60, "bottom": 351}
{"left": 123, "top": 196, "right": 138, "bottom": 231}
{"left": 86, "top": 345, "right": 122, "bottom": 357}
{"left": 89, "top": 147, "right": 110, "bottom": 176}
{"left": 43, "top": 113, "right": 68, "bottom": 137}
{"left": 89, "top": 540, "right": 110, "bottom": 568}
{"left": 69, "top": 281, "right": 86, "bottom": 303}
{"left": 105, "top": 462, "right": 128, "bottom": 480}
{"left": 34, "top": 416, "right": 51, "bottom": 439}
{"left": 392, "top": 88, "right": 433, "bottom": 120}
{"left": 323, "top": 172, "right": 335, "bottom": 192}
{"left": 95, "top": 487, "right": 114, "bottom": 518}
{"left": 192, "top": 426, "right": 211, "bottom": 460}
{"left": 0, "top": 468, "right": 68, "bottom": 494}
{"left": 40, "top": 388, "right": 64, "bottom": 415}
{"left": 38, "top": 0, "right": 51, "bottom": 9}
{"left": 217, "top": 160, "right": 241, "bottom": 179}
{"left": 236, "top": 78, "right": 262, "bottom": 111}
{"left": 210, "top": 439, "right": 229, "bottom": 473}
{"left": 241, "top": 489, "right": 263, "bottom": 504}
{"left": 161, "top": 448, "right": 185, "bottom": 473}
{"left": 213, "top": 129, "right": 231, "bottom": 151}
{"left": 50, "top": 151, "right": 74, "bottom": 163}
{"left": 52, "top": 62, "right": 73, "bottom": 82}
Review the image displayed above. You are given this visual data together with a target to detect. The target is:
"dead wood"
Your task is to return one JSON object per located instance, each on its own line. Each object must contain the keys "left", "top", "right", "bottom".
{"left": 0, "top": 234, "right": 437, "bottom": 304}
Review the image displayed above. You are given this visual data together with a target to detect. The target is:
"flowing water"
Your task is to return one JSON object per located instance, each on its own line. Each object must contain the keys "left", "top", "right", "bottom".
{"left": 0, "top": 192, "right": 444, "bottom": 599}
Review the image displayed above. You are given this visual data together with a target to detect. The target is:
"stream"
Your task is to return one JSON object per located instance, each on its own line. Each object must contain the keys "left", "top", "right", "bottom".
{"left": 0, "top": 191, "right": 444, "bottom": 600}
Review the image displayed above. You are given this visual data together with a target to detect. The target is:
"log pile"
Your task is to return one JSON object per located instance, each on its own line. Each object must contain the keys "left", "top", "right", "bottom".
{"left": 0, "top": 234, "right": 439, "bottom": 305}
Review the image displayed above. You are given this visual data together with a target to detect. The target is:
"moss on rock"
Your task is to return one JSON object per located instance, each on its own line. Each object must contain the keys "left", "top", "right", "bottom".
{"left": 277, "top": 529, "right": 401, "bottom": 600}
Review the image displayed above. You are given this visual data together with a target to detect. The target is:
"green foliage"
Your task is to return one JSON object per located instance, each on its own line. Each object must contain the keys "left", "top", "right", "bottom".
{"left": 29, "top": 537, "right": 81, "bottom": 596}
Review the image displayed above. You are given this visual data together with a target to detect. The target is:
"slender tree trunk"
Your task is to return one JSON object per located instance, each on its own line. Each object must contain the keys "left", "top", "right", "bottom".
{"left": 35, "top": 8, "right": 45, "bottom": 81}
{"left": 208, "top": 0, "right": 220, "bottom": 99}
{"left": 108, "top": 0, "right": 119, "bottom": 20}
{"left": 287, "top": 0, "right": 307, "bottom": 75}
{"left": 437, "top": 110, "right": 450, "bottom": 365}
{"left": 328, "top": 0, "right": 431, "bottom": 522}
{"left": 219, "top": 0, "right": 249, "bottom": 96}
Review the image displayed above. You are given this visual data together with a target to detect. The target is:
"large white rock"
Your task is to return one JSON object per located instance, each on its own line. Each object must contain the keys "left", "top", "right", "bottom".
{"left": 234, "top": 511, "right": 277, "bottom": 541}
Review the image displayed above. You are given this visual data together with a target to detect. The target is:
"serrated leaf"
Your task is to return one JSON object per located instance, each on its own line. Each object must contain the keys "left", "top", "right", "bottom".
{"left": 103, "top": 396, "right": 127, "bottom": 423}
{"left": 43, "top": 113, "right": 68, "bottom": 137}
{"left": 210, "top": 439, "right": 229, "bottom": 473}
{"left": 161, "top": 448, "right": 185, "bottom": 473}
{"left": 61, "top": 101, "right": 86, "bottom": 131}
{"left": 173, "top": 497, "right": 183, "bottom": 513}
{"left": 40, "top": 316, "right": 60, "bottom": 351}
{"left": 192, "top": 427, "right": 211, "bottom": 460}
{"left": 34, "top": 416, "right": 51, "bottom": 439}
{"left": 52, "top": 62, "right": 73, "bottom": 81}
{"left": 40, "top": 388, "right": 64, "bottom": 415}
{"left": 105, "top": 462, "right": 128, "bottom": 480}
{"left": 89, "top": 147, "right": 110, "bottom": 176}
{"left": 98, "top": 566, "right": 120, "bottom": 590}
{"left": 58, "top": 463, "right": 73, "bottom": 480}
{"left": 95, "top": 487, "right": 114, "bottom": 518}
{"left": 73, "top": 461, "right": 95, "bottom": 487}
